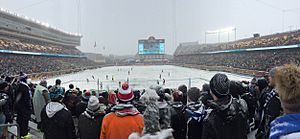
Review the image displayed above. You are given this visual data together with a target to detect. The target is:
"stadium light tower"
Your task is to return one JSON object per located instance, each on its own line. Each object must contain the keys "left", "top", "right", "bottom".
{"left": 205, "top": 27, "right": 236, "bottom": 44}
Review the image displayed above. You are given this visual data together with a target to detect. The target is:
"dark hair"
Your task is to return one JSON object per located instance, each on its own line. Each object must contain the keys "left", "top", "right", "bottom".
{"left": 55, "top": 79, "right": 61, "bottom": 85}
{"left": 69, "top": 84, "right": 74, "bottom": 89}
{"left": 202, "top": 83, "right": 210, "bottom": 92}
{"left": 178, "top": 85, "right": 187, "bottom": 94}
{"left": 229, "top": 81, "right": 247, "bottom": 98}
{"left": 187, "top": 87, "right": 201, "bottom": 102}
{"left": 0, "top": 81, "right": 8, "bottom": 90}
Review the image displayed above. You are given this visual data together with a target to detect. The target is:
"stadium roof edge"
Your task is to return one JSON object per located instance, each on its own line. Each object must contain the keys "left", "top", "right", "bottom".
{"left": 0, "top": 8, "right": 82, "bottom": 38}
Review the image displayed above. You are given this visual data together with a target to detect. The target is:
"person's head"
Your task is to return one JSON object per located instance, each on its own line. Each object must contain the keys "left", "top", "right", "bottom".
{"left": 140, "top": 89, "right": 159, "bottom": 104}
{"left": 19, "top": 72, "right": 28, "bottom": 83}
{"left": 202, "top": 83, "right": 210, "bottom": 92}
{"left": 172, "top": 89, "right": 183, "bottom": 102}
{"left": 209, "top": 73, "right": 230, "bottom": 100}
{"left": 268, "top": 67, "right": 277, "bottom": 87}
{"left": 82, "top": 90, "right": 91, "bottom": 103}
{"left": 250, "top": 78, "right": 257, "bottom": 87}
{"left": 87, "top": 96, "right": 106, "bottom": 113}
{"left": 49, "top": 88, "right": 64, "bottom": 102}
{"left": 229, "top": 81, "right": 247, "bottom": 98}
{"left": 187, "top": 87, "right": 201, "bottom": 102}
{"left": 39, "top": 80, "right": 47, "bottom": 88}
{"left": 69, "top": 84, "right": 74, "bottom": 89}
{"left": 0, "top": 81, "right": 9, "bottom": 91}
{"left": 178, "top": 84, "right": 187, "bottom": 94}
{"left": 55, "top": 79, "right": 61, "bottom": 86}
{"left": 108, "top": 91, "right": 117, "bottom": 105}
{"left": 257, "top": 78, "right": 268, "bottom": 93}
{"left": 117, "top": 82, "right": 134, "bottom": 103}
{"left": 275, "top": 64, "right": 300, "bottom": 114}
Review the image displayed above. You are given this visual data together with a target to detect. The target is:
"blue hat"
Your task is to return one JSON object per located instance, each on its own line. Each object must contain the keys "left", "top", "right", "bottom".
{"left": 49, "top": 86, "right": 65, "bottom": 100}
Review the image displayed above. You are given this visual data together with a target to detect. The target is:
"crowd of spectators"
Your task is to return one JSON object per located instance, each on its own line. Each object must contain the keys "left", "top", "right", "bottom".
{"left": 175, "top": 48, "right": 300, "bottom": 71}
{"left": 0, "top": 53, "right": 97, "bottom": 76}
{"left": 0, "top": 38, "right": 82, "bottom": 55}
{"left": 1, "top": 64, "right": 299, "bottom": 139}
{"left": 175, "top": 29, "right": 300, "bottom": 55}
{"left": 174, "top": 29, "right": 300, "bottom": 71}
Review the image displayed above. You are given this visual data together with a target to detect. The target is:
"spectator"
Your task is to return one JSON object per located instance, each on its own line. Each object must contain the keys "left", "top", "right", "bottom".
{"left": 269, "top": 64, "right": 300, "bottom": 139}
{"left": 75, "top": 90, "right": 91, "bottom": 117}
{"left": 100, "top": 82, "right": 144, "bottom": 139}
{"left": 78, "top": 96, "right": 106, "bottom": 139}
{"left": 185, "top": 87, "right": 206, "bottom": 139}
{"left": 0, "top": 81, "right": 9, "bottom": 138}
{"left": 256, "top": 68, "right": 282, "bottom": 139}
{"left": 202, "top": 73, "right": 248, "bottom": 139}
{"left": 129, "top": 89, "right": 173, "bottom": 139}
{"left": 15, "top": 73, "right": 32, "bottom": 139}
{"left": 41, "top": 82, "right": 76, "bottom": 139}
{"left": 32, "top": 80, "right": 50, "bottom": 131}
{"left": 170, "top": 89, "right": 186, "bottom": 139}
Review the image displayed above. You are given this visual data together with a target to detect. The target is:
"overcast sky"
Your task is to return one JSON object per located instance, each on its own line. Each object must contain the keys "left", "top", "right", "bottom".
{"left": 1, "top": 0, "right": 300, "bottom": 55}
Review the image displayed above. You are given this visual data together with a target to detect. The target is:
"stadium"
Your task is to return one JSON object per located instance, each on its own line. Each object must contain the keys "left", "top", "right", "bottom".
{"left": 0, "top": 8, "right": 99, "bottom": 80}
{"left": 1, "top": 0, "right": 300, "bottom": 139}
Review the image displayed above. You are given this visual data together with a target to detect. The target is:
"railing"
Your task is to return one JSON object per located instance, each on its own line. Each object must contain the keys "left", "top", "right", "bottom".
{"left": 0, "top": 123, "right": 20, "bottom": 139}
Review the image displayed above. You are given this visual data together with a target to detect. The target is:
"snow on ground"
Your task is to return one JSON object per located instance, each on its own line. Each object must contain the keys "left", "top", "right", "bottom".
{"left": 44, "top": 65, "right": 252, "bottom": 90}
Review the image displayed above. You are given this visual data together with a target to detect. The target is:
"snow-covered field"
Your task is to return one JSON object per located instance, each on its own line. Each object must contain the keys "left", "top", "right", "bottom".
{"left": 44, "top": 65, "right": 252, "bottom": 90}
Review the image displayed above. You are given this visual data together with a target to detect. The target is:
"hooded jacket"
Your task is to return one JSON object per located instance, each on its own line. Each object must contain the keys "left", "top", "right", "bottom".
{"left": 202, "top": 96, "right": 248, "bottom": 139}
{"left": 269, "top": 113, "right": 300, "bottom": 139}
{"left": 100, "top": 103, "right": 144, "bottom": 139}
{"left": 41, "top": 102, "right": 76, "bottom": 139}
{"left": 78, "top": 103, "right": 106, "bottom": 139}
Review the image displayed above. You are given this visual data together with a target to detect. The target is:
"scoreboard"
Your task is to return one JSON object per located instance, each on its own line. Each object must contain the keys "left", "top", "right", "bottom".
{"left": 138, "top": 36, "right": 165, "bottom": 55}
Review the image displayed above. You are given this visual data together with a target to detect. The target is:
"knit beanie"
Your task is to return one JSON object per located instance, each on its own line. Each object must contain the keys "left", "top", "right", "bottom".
{"left": 87, "top": 96, "right": 101, "bottom": 112}
{"left": 118, "top": 82, "right": 134, "bottom": 102}
{"left": 210, "top": 73, "right": 230, "bottom": 98}
{"left": 82, "top": 90, "right": 91, "bottom": 103}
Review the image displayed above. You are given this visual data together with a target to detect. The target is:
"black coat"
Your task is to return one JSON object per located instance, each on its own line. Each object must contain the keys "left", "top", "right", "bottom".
{"left": 41, "top": 105, "right": 76, "bottom": 139}
{"left": 202, "top": 96, "right": 248, "bottom": 139}
{"left": 78, "top": 111, "right": 105, "bottom": 139}
{"left": 15, "top": 82, "right": 32, "bottom": 118}
{"left": 256, "top": 88, "right": 282, "bottom": 139}
{"left": 75, "top": 102, "right": 87, "bottom": 118}
{"left": 170, "top": 102, "right": 187, "bottom": 139}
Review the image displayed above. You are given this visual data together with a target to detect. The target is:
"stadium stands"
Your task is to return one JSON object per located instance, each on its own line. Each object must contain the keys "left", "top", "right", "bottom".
{"left": 174, "top": 30, "right": 300, "bottom": 71}
{"left": 0, "top": 9, "right": 99, "bottom": 77}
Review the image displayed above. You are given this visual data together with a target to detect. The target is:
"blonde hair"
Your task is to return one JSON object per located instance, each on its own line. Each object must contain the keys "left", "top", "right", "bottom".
{"left": 275, "top": 64, "right": 300, "bottom": 104}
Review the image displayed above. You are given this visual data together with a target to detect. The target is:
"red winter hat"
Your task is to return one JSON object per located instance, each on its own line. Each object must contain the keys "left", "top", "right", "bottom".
{"left": 118, "top": 82, "right": 134, "bottom": 102}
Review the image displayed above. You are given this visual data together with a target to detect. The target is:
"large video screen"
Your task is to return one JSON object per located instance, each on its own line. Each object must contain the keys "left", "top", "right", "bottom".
{"left": 138, "top": 39, "right": 165, "bottom": 55}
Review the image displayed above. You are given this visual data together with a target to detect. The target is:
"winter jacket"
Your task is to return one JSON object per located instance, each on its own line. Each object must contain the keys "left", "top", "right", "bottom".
{"left": 269, "top": 113, "right": 300, "bottom": 139}
{"left": 63, "top": 94, "right": 80, "bottom": 116}
{"left": 33, "top": 84, "right": 49, "bottom": 122}
{"left": 157, "top": 100, "right": 171, "bottom": 129}
{"left": 128, "top": 128, "right": 174, "bottom": 139}
{"left": 202, "top": 95, "right": 248, "bottom": 139}
{"left": 75, "top": 102, "right": 88, "bottom": 118}
{"left": 186, "top": 101, "right": 206, "bottom": 139}
{"left": 170, "top": 101, "right": 187, "bottom": 139}
{"left": 100, "top": 103, "right": 144, "bottom": 139}
{"left": 0, "top": 91, "right": 9, "bottom": 116}
{"left": 256, "top": 88, "right": 282, "bottom": 139}
{"left": 15, "top": 81, "right": 32, "bottom": 118}
{"left": 41, "top": 102, "right": 76, "bottom": 139}
{"left": 78, "top": 105, "right": 106, "bottom": 139}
